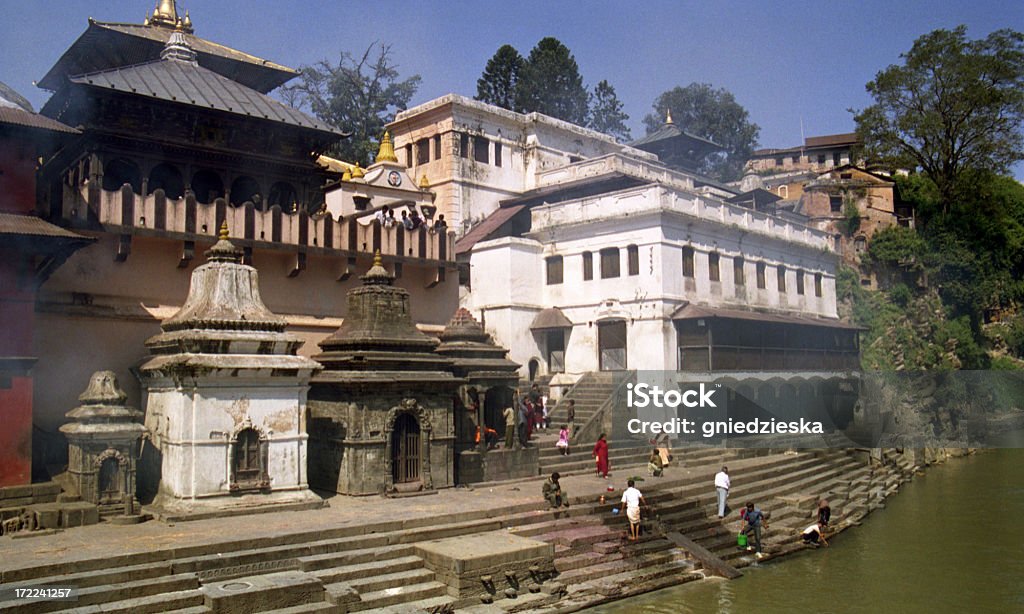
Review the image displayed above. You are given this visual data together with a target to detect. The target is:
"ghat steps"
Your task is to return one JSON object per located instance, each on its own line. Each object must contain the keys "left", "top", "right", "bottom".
{"left": 0, "top": 449, "right": 913, "bottom": 613}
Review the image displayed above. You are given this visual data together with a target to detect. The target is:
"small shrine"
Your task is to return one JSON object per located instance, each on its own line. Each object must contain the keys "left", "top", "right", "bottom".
{"left": 138, "top": 224, "right": 322, "bottom": 516}
{"left": 308, "top": 252, "right": 461, "bottom": 495}
{"left": 435, "top": 308, "right": 530, "bottom": 483}
{"left": 60, "top": 371, "right": 146, "bottom": 517}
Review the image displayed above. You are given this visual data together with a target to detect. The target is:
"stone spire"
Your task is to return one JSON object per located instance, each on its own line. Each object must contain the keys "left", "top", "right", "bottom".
{"left": 436, "top": 308, "right": 520, "bottom": 383}
{"left": 375, "top": 131, "right": 399, "bottom": 164}
{"left": 62, "top": 371, "right": 145, "bottom": 428}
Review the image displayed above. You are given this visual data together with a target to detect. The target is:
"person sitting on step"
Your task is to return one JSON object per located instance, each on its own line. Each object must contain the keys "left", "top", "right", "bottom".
{"left": 542, "top": 472, "right": 569, "bottom": 509}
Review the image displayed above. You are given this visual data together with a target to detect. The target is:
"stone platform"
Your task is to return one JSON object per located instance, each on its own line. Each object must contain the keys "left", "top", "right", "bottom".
{"left": 417, "top": 530, "right": 554, "bottom": 599}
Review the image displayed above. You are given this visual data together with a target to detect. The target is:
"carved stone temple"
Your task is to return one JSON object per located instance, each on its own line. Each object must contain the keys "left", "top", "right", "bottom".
{"left": 308, "top": 253, "right": 461, "bottom": 495}
{"left": 138, "top": 225, "right": 322, "bottom": 515}
{"left": 60, "top": 371, "right": 146, "bottom": 517}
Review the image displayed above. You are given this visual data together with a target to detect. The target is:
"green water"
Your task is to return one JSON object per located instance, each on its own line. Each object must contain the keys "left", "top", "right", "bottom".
{"left": 588, "top": 447, "right": 1024, "bottom": 614}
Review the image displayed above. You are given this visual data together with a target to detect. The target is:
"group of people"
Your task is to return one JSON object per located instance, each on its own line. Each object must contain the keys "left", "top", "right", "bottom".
{"left": 374, "top": 205, "right": 447, "bottom": 232}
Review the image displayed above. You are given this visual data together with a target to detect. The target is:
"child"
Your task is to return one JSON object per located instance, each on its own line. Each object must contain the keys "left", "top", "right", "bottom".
{"left": 556, "top": 425, "right": 570, "bottom": 455}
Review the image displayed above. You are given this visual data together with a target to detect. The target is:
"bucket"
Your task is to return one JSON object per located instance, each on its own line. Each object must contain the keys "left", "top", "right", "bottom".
{"left": 737, "top": 532, "right": 748, "bottom": 548}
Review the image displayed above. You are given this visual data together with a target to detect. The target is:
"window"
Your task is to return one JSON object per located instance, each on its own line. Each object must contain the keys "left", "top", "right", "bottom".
{"left": 733, "top": 256, "right": 745, "bottom": 286}
{"left": 854, "top": 236, "right": 867, "bottom": 253}
{"left": 818, "top": 154, "right": 826, "bottom": 164}
{"left": 777, "top": 265, "right": 787, "bottom": 292}
{"left": 778, "top": 185, "right": 788, "bottom": 199}
{"left": 433, "top": 135, "right": 441, "bottom": 159}
{"left": 546, "top": 256, "right": 563, "bottom": 285}
{"left": 459, "top": 133, "right": 469, "bottom": 158}
{"left": 796, "top": 270, "right": 805, "bottom": 295}
{"left": 709, "top": 252, "right": 720, "bottom": 282}
{"left": 815, "top": 273, "right": 823, "bottom": 297}
{"left": 756, "top": 262, "right": 766, "bottom": 289}
{"left": 840, "top": 172, "right": 853, "bottom": 179}
{"left": 833, "top": 152, "right": 841, "bottom": 166}
{"left": 627, "top": 245, "right": 639, "bottom": 276}
{"left": 494, "top": 141, "right": 502, "bottom": 167}
{"left": 600, "top": 248, "right": 620, "bottom": 279}
{"left": 583, "top": 251, "right": 593, "bottom": 280}
{"left": 416, "top": 138, "right": 430, "bottom": 165}
{"left": 775, "top": 157, "right": 784, "bottom": 167}
{"left": 830, "top": 195, "right": 843, "bottom": 213}
{"left": 792, "top": 155, "right": 801, "bottom": 164}
{"left": 473, "top": 135, "right": 489, "bottom": 164}
{"left": 681, "top": 246, "right": 694, "bottom": 278}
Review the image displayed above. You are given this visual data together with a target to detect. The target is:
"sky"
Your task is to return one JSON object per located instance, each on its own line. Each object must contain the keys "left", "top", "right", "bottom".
{"left": 2, "top": 1, "right": 1022, "bottom": 174}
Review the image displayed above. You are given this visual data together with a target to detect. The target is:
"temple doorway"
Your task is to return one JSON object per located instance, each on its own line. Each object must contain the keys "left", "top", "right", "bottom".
{"left": 233, "top": 428, "right": 262, "bottom": 488}
{"left": 598, "top": 320, "right": 627, "bottom": 371}
{"left": 98, "top": 457, "right": 121, "bottom": 504}
{"left": 392, "top": 413, "right": 421, "bottom": 484}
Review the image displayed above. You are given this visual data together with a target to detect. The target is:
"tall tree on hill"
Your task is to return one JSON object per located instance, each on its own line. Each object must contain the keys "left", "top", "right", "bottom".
{"left": 644, "top": 83, "right": 760, "bottom": 182}
{"left": 281, "top": 42, "right": 422, "bottom": 166}
{"left": 476, "top": 44, "right": 524, "bottom": 112}
{"left": 515, "top": 37, "right": 590, "bottom": 125}
{"left": 588, "top": 80, "right": 631, "bottom": 142}
{"left": 854, "top": 26, "right": 1024, "bottom": 213}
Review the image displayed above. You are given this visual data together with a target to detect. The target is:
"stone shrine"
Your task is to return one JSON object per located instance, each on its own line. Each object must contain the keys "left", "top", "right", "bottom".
{"left": 60, "top": 371, "right": 146, "bottom": 517}
{"left": 138, "top": 224, "right": 322, "bottom": 516}
{"left": 308, "top": 252, "right": 461, "bottom": 495}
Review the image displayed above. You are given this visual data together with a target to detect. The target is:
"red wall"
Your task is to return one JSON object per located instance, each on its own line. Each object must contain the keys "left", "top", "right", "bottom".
{"left": 0, "top": 377, "right": 33, "bottom": 486}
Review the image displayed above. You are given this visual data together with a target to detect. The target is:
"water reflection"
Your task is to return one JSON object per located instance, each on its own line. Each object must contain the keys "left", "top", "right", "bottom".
{"left": 588, "top": 449, "right": 1024, "bottom": 614}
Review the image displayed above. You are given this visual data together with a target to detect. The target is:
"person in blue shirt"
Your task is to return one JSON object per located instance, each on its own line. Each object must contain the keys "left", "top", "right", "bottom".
{"left": 741, "top": 501, "right": 767, "bottom": 558}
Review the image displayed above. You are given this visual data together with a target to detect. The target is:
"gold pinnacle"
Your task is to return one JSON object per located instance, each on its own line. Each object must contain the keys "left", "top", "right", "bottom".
{"left": 373, "top": 250, "right": 383, "bottom": 267}
{"left": 666, "top": 108, "right": 674, "bottom": 125}
{"left": 219, "top": 221, "right": 229, "bottom": 240}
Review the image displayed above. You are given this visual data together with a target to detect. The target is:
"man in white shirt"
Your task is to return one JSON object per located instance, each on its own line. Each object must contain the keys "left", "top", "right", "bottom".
{"left": 714, "top": 466, "right": 731, "bottom": 519}
{"left": 621, "top": 479, "right": 647, "bottom": 541}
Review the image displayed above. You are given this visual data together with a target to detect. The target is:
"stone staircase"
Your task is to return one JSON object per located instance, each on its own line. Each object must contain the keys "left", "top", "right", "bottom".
{"left": 0, "top": 449, "right": 915, "bottom": 613}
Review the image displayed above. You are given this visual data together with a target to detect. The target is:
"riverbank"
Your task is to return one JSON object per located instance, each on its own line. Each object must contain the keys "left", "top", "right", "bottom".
{"left": 0, "top": 448, "right": 919, "bottom": 613}
{"left": 588, "top": 448, "right": 1023, "bottom": 614}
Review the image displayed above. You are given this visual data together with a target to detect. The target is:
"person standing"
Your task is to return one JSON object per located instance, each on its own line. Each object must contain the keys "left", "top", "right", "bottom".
{"left": 566, "top": 399, "right": 576, "bottom": 437}
{"left": 503, "top": 405, "right": 517, "bottom": 449}
{"left": 741, "top": 501, "right": 766, "bottom": 558}
{"left": 542, "top": 472, "right": 569, "bottom": 509}
{"left": 556, "top": 425, "right": 570, "bottom": 455}
{"left": 593, "top": 433, "right": 610, "bottom": 478}
{"left": 714, "top": 466, "right": 731, "bottom": 519}
{"left": 817, "top": 499, "right": 831, "bottom": 529}
{"left": 621, "top": 479, "right": 647, "bottom": 541}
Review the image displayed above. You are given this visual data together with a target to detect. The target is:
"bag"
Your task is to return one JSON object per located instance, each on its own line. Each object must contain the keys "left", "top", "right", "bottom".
{"left": 737, "top": 532, "right": 748, "bottom": 548}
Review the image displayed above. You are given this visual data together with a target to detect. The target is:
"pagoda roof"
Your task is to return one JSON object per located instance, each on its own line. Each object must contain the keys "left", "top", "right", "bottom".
{"left": 63, "top": 58, "right": 344, "bottom": 138}
{"left": 0, "top": 81, "right": 77, "bottom": 134}
{"left": 39, "top": 19, "right": 297, "bottom": 94}
{"left": 630, "top": 122, "right": 724, "bottom": 169}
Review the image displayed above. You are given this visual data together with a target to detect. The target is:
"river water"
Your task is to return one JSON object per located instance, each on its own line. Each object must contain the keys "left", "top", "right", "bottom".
{"left": 588, "top": 446, "right": 1024, "bottom": 614}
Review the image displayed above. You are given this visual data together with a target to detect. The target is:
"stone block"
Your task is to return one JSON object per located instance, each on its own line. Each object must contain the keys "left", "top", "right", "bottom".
{"left": 0, "top": 485, "right": 32, "bottom": 500}
{"left": 202, "top": 570, "right": 325, "bottom": 614}
{"left": 31, "top": 482, "right": 62, "bottom": 498}
{"left": 416, "top": 531, "right": 554, "bottom": 599}
{"left": 60, "top": 502, "right": 99, "bottom": 527}
{"left": 325, "top": 581, "right": 359, "bottom": 607}
{"left": 30, "top": 503, "right": 62, "bottom": 529}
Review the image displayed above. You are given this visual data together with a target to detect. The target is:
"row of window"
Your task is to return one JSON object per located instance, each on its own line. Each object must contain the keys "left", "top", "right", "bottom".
{"left": 773, "top": 152, "right": 845, "bottom": 167}
{"left": 682, "top": 247, "right": 823, "bottom": 296}
{"left": 546, "top": 246, "right": 640, "bottom": 284}
{"left": 409, "top": 132, "right": 505, "bottom": 168}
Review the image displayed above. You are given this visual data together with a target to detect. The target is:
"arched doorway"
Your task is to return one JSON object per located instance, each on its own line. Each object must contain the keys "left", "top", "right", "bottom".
{"left": 391, "top": 413, "right": 421, "bottom": 485}
{"left": 192, "top": 169, "right": 224, "bottom": 204}
{"left": 98, "top": 457, "right": 121, "bottom": 504}
{"left": 268, "top": 181, "right": 297, "bottom": 210}
{"left": 148, "top": 163, "right": 185, "bottom": 199}
{"left": 232, "top": 427, "right": 263, "bottom": 489}
{"left": 230, "top": 176, "right": 261, "bottom": 208}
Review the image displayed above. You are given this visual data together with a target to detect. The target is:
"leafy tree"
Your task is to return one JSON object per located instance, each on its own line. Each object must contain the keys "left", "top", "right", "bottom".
{"left": 587, "top": 80, "right": 631, "bottom": 142}
{"left": 515, "top": 37, "right": 590, "bottom": 125}
{"left": 644, "top": 83, "right": 760, "bottom": 182}
{"left": 476, "top": 45, "right": 524, "bottom": 112}
{"left": 281, "top": 43, "right": 421, "bottom": 166}
{"left": 853, "top": 26, "right": 1024, "bottom": 211}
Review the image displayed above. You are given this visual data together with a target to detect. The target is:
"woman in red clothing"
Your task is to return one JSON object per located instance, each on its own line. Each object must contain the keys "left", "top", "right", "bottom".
{"left": 592, "top": 433, "right": 610, "bottom": 478}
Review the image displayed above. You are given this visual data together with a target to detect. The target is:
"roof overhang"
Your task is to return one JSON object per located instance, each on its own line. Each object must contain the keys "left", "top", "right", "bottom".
{"left": 671, "top": 303, "right": 865, "bottom": 331}
{"left": 530, "top": 307, "right": 573, "bottom": 331}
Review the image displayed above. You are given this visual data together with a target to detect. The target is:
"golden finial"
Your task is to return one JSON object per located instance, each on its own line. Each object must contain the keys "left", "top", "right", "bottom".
{"left": 419, "top": 174, "right": 429, "bottom": 189}
{"left": 665, "top": 108, "right": 674, "bottom": 125}
{"left": 219, "top": 221, "right": 229, "bottom": 240}
{"left": 352, "top": 164, "right": 365, "bottom": 179}
{"left": 341, "top": 168, "right": 352, "bottom": 182}
{"left": 375, "top": 131, "right": 398, "bottom": 163}
{"left": 373, "top": 250, "right": 383, "bottom": 268}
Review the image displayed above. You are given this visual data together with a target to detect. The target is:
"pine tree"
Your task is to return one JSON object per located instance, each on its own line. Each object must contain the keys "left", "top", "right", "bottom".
{"left": 587, "top": 80, "right": 631, "bottom": 141}
{"left": 475, "top": 44, "right": 524, "bottom": 111}
{"left": 515, "top": 37, "right": 589, "bottom": 125}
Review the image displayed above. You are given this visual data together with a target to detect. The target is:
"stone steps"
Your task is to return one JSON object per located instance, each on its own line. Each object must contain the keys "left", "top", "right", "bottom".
{"left": 345, "top": 580, "right": 448, "bottom": 611}
{"left": 58, "top": 589, "right": 206, "bottom": 614}
{"left": 0, "top": 573, "right": 201, "bottom": 614}
{"left": 311, "top": 555, "right": 426, "bottom": 585}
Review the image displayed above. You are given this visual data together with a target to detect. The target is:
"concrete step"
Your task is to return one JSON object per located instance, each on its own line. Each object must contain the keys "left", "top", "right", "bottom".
{"left": 345, "top": 567, "right": 436, "bottom": 595}
{"left": 376, "top": 595, "right": 457, "bottom": 613}
{"left": 264, "top": 603, "right": 338, "bottom": 614}
{"left": 346, "top": 580, "right": 448, "bottom": 611}
{"left": 0, "top": 573, "right": 201, "bottom": 614}
{"left": 297, "top": 544, "right": 416, "bottom": 573}
{"left": 311, "top": 555, "right": 426, "bottom": 585}
{"left": 52, "top": 589, "right": 205, "bottom": 614}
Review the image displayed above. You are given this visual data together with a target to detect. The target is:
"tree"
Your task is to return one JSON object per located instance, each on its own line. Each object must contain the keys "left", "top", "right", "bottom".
{"left": 476, "top": 45, "right": 524, "bottom": 112}
{"left": 644, "top": 83, "right": 760, "bottom": 182}
{"left": 281, "top": 43, "right": 421, "bottom": 166}
{"left": 853, "top": 27, "right": 1024, "bottom": 211}
{"left": 588, "top": 80, "right": 631, "bottom": 142}
{"left": 515, "top": 37, "right": 590, "bottom": 125}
